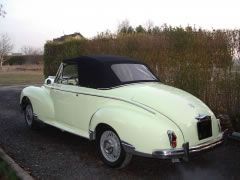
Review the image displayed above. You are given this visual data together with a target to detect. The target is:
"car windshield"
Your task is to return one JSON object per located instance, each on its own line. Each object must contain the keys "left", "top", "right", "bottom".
{"left": 111, "top": 64, "right": 158, "bottom": 84}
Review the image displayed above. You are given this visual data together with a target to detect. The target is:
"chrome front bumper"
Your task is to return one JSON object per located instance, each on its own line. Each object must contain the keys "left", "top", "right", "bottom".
{"left": 152, "top": 135, "right": 224, "bottom": 160}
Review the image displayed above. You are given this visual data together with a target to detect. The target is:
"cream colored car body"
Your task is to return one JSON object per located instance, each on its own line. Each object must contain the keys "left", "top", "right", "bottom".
{"left": 20, "top": 80, "right": 223, "bottom": 156}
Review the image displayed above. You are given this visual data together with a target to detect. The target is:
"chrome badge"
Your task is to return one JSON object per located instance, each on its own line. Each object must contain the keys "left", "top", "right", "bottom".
{"left": 195, "top": 114, "right": 211, "bottom": 121}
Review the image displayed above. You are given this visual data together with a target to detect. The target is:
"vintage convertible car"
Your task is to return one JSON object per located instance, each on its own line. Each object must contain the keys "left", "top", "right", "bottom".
{"left": 20, "top": 55, "right": 224, "bottom": 168}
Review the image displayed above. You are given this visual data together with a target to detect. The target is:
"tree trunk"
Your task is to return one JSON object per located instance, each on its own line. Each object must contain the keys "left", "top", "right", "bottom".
{"left": 0, "top": 59, "right": 3, "bottom": 71}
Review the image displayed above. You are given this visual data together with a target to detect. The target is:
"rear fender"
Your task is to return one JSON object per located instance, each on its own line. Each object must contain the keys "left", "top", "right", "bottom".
{"left": 89, "top": 106, "right": 184, "bottom": 154}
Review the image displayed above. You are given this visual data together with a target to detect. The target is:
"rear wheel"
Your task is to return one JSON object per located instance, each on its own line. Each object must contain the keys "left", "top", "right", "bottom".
{"left": 96, "top": 127, "right": 132, "bottom": 168}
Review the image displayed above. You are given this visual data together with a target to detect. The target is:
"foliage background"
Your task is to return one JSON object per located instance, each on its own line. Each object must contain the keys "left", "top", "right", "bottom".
{"left": 44, "top": 25, "right": 240, "bottom": 131}
{"left": 4, "top": 55, "right": 43, "bottom": 65}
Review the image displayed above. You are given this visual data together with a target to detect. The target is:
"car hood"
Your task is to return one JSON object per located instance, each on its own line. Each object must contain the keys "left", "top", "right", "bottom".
{"left": 109, "top": 82, "right": 218, "bottom": 145}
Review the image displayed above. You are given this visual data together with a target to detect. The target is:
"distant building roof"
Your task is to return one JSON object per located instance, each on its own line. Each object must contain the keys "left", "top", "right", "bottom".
{"left": 53, "top": 32, "right": 84, "bottom": 42}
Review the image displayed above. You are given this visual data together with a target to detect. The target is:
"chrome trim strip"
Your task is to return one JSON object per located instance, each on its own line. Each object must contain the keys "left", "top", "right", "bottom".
{"left": 190, "top": 139, "right": 222, "bottom": 153}
{"left": 189, "top": 137, "right": 222, "bottom": 150}
{"left": 89, "top": 130, "right": 95, "bottom": 141}
{"left": 54, "top": 63, "right": 63, "bottom": 83}
{"left": 47, "top": 87, "right": 156, "bottom": 114}
{"left": 121, "top": 141, "right": 155, "bottom": 158}
{"left": 121, "top": 141, "right": 135, "bottom": 153}
{"left": 97, "top": 81, "right": 161, "bottom": 90}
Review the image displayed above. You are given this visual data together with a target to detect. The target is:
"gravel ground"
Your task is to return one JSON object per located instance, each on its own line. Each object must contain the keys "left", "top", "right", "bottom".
{"left": 0, "top": 85, "right": 240, "bottom": 180}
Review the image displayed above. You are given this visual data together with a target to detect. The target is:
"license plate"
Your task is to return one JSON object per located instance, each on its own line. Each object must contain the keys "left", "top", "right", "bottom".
{"left": 197, "top": 119, "right": 212, "bottom": 140}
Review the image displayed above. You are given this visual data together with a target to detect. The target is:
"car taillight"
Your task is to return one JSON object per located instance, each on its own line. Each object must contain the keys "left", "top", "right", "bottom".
{"left": 167, "top": 130, "right": 177, "bottom": 148}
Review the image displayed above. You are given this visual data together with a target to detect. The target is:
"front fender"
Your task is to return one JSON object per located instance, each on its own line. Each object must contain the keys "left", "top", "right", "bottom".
{"left": 20, "top": 86, "right": 54, "bottom": 121}
{"left": 89, "top": 106, "right": 184, "bottom": 154}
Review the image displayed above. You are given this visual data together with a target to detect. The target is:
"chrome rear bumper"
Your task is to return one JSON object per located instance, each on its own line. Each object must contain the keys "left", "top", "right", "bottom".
{"left": 122, "top": 133, "right": 224, "bottom": 160}
{"left": 152, "top": 134, "right": 223, "bottom": 160}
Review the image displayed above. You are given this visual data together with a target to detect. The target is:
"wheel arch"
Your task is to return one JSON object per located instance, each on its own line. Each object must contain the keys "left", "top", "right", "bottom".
{"left": 20, "top": 86, "right": 55, "bottom": 121}
{"left": 95, "top": 123, "right": 114, "bottom": 135}
{"left": 20, "top": 96, "right": 30, "bottom": 111}
{"left": 88, "top": 106, "right": 155, "bottom": 141}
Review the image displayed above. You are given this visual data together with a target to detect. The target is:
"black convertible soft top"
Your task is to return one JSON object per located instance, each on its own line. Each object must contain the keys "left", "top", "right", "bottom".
{"left": 62, "top": 55, "right": 158, "bottom": 89}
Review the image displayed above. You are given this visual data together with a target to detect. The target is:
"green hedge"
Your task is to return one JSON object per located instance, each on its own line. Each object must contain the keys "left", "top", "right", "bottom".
{"left": 44, "top": 27, "right": 240, "bottom": 131}
{"left": 44, "top": 40, "right": 88, "bottom": 76}
{"left": 4, "top": 55, "right": 43, "bottom": 65}
{"left": 4, "top": 56, "right": 25, "bottom": 65}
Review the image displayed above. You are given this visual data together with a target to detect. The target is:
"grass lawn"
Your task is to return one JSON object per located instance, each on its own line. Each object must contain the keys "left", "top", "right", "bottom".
{"left": 0, "top": 71, "right": 44, "bottom": 86}
{"left": 0, "top": 158, "right": 19, "bottom": 180}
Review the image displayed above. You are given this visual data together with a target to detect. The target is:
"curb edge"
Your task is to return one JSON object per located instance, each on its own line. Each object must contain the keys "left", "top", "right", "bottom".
{"left": 0, "top": 147, "right": 34, "bottom": 180}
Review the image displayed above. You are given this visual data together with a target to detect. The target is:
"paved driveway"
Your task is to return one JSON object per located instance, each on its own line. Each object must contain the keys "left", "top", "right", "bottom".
{"left": 0, "top": 85, "right": 239, "bottom": 179}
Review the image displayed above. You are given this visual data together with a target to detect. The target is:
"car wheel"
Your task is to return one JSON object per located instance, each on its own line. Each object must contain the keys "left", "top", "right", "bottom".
{"left": 97, "top": 127, "right": 132, "bottom": 168}
{"left": 24, "top": 102, "right": 39, "bottom": 129}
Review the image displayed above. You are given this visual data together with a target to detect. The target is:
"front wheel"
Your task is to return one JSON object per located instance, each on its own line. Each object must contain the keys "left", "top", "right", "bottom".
{"left": 24, "top": 102, "right": 39, "bottom": 129}
{"left": 96, "top": 127, "right": 132, "bottom": 168}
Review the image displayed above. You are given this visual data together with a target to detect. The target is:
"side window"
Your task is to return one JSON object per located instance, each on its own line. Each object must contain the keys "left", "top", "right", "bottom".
{"left": 57, "top": 64, "right": 79, "bottom": 86}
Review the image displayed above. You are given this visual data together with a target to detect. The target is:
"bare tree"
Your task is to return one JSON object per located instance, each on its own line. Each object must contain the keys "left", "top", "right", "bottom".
{"left": 0, "top": 4, "right": 6, "bottom": 18}
{"left": 145, "top": 20, "right": 154, "bottom": 33}
{"left": 0, "top": 34, "right": 13, "bottom": 70}
{"left": 21, "top": 46, "right": 43, "bottom": 55}
{"left": 117, "top": 20, "right": 132, "bottom": 34}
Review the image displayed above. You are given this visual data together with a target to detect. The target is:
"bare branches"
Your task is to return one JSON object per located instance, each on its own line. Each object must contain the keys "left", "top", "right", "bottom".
{"left": 0, "top": 34, "right": 13, "bottom": 69}
{"left": 21, "top": 46, "right": 43, "bottom": 55}
{"left": 0, "top": 4, "right": 6, "bottom": 18}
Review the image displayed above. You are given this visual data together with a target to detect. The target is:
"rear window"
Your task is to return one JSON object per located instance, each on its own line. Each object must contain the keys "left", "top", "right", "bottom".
{"left": 111, "top": 64, "right": 158, "bottom": 83}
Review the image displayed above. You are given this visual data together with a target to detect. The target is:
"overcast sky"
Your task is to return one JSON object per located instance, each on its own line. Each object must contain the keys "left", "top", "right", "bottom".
{"left": 0, "top": 0, "right": 240, "bottom": 52}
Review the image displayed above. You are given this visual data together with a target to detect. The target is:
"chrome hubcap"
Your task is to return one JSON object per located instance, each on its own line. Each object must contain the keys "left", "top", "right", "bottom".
{"left": 25, "top": 105, "right": 33, "bottom": 126}
{"left": 100, "top": 131, "right": 121, "bottom": 162}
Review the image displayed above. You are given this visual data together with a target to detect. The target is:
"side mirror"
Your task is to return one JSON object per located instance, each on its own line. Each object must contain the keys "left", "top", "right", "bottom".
{"left": 44, "top": 76, "right": 55, "bottom": 85}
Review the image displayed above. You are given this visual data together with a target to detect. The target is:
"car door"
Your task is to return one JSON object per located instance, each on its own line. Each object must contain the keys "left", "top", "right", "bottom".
{"left": 51, "top": 63, "right": 90, "bottom": 138}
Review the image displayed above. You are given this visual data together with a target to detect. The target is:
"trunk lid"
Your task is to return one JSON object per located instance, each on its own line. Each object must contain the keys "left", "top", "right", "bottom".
{"left": 109, "top": 82, "right": 218, "bottom": 145}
